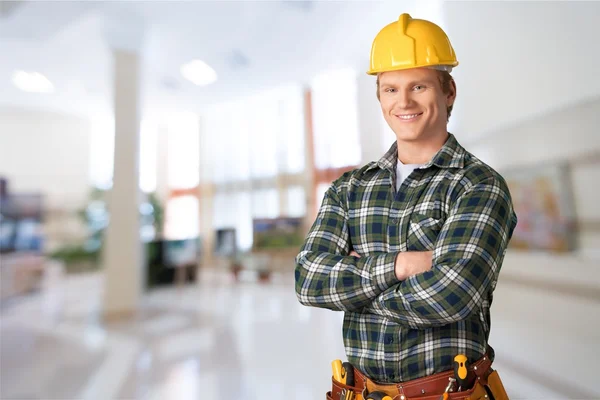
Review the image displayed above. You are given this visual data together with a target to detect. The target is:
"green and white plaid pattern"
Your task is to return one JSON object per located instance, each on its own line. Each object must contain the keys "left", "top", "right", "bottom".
{"left": 295, "top": 134, "right": 517, "bottom": 382}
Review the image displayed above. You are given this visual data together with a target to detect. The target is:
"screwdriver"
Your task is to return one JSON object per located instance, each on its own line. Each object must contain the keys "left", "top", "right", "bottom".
{"left": 439, "top": 377, "right": 456, "bottom": 400}
{"left": 453, "top": 354, "right": 469, "bottom": 391}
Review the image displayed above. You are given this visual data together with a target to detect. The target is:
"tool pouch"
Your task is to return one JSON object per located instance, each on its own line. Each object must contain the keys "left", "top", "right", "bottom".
{"left": 483, "top": 370, "right": 509, "bottom": 400}
{"left": 325, "top": 384, "right": 488, "bottom": 400}
{"left": 327, "top": 376, "right": 357, "bottom": 400}
{"left": 452, "top": 369, "right": 509, "bottom": 400}
{"left": 326, "top": 377, "right": 486, "bottom": 400}
{"left": 326, "top": 369, "right": 510, "bottom": 400}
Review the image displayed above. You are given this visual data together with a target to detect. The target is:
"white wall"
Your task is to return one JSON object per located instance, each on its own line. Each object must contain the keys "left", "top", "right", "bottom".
{"left": 468, "top": 97, "right": 600, "bottom": 255}
{"left": 0, "top": 107, "right": 93, "bottom": 250}
{"left": 443, "top": 1, "right": 600, "bottom": 143}
{"left": 463, "top": 98, "right": 600, "bottom": 398}
{"left": 0, "top": 107, "right": 91, "bottom": 209}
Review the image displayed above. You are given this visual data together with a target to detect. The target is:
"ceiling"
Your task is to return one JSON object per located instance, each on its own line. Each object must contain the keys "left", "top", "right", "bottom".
{"left": 1, "top": 0, "right": 599, "bottom": 142}
{"left": 0, "top": 1, "right": 415, "bottom": 115}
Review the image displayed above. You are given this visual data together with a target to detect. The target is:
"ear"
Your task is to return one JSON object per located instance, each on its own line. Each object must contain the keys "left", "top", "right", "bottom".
{"left": 447, "top": 79, "right": 457, "bottom": 107}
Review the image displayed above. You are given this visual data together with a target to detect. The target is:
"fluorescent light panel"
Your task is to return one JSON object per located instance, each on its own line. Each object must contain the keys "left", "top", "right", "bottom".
{"left": 12, "top": 70, "right": 54, "bottom": 93}
{"left": 180, "top": 60, "right": 217, "bottom": 86}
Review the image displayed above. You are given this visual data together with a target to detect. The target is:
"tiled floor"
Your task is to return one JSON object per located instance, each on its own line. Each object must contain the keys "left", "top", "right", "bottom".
{"left": 1, "top": 259, "right": 598, "bottom": 399}
{"left": 1, "top": 269, "right": 346, "bottom": 400}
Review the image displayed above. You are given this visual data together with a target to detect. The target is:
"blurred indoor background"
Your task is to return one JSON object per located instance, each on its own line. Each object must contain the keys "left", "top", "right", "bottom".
{"left": 0, "top": 1, "right": 599, "bottom": 399}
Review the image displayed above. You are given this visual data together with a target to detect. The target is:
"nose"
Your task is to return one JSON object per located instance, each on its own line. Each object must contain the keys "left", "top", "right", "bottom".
{"left": 394, "top": 89, "right": 412, "bottom": 109}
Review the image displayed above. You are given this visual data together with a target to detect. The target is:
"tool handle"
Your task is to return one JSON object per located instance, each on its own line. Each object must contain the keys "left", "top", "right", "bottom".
{"left": 453, "top": 354, "right": 469, "bottom": 388}
{"left": 332, "top": 360, "right": 344, "bottom": 382}
{"left": 342, "top": 361, "right": 355, "bottom": 386}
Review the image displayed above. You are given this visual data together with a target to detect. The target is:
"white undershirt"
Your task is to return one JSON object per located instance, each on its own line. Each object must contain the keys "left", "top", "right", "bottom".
{"left": 396, "top": 159, "right": 425, "bottom": 191}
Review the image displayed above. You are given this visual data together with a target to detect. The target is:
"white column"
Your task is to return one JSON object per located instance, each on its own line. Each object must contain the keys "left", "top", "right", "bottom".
{"left": 102, "top": 17, "right": 145, "bottom": 317}
{"left": 303, "top": 87, "right": 317, "bottom": 222}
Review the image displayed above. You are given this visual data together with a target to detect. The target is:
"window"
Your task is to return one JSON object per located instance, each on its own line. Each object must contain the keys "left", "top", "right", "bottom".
{"left": 89, "top": 117, "right": 114, "bottom": 190}
{"left": 89, "top": 117, "right": 158, "bottom": 193}
{"left": 164, "top": 195, "right": 199, "bottom": 240}
{"left": 287, "top": 185, "right": 306, "bottom": 217}
{"left": 279, "top": 86, "right": 306, "bottom": 174}
{"left": 252, "top": 188, "right": 279, "bottom": 219}
{"left": 213, "top": 190, "right": 252, "bottom": 251}
{"left": 200, "top": 84, "right": 306, "bottom": 250}
{"left": 139, "top": 119, "right": 157, "bottom": 193}
{"left": 164, "top": 113, "right": 201, "bottom": 241}
{"left": 167, "top": 113, "right": 200, "bottom": 190}
{"left": 311, "top": 68, "right": 361, "bottom": 169}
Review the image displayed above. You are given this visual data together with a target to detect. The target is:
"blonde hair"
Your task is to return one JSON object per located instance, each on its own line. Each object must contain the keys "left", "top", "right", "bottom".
{"left": 376, "top": 70, "right": 455, "bottom": 121}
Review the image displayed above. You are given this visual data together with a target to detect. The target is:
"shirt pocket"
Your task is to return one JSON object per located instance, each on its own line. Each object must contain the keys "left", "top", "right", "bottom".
{"left": 406, "top": 212, "right": 443, "bottom": 251}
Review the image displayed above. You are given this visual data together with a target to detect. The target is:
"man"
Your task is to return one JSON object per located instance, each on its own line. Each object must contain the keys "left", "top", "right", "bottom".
{"left": 295, "top": 13, "right": 517, "bottom": 400}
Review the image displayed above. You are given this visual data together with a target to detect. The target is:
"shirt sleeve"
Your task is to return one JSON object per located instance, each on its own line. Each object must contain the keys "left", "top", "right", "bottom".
{"left": 365, "top": 176, "right": 518, "bottom": 328}
{"left": 295, "top": 182, "right": 399, "bottom": 312}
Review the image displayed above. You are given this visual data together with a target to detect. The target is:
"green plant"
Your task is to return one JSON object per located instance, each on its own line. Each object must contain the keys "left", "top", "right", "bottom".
{"left": 50, "top": 188, "right": 165, "bottom": 273}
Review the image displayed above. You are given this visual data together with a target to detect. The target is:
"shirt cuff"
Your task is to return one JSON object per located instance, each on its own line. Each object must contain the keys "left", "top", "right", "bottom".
{"left": 369, "top": 252, "right": 399, "bottom": 292}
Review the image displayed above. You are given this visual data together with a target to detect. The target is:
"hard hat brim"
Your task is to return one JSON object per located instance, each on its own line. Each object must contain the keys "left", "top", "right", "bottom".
{"left": 366, "top": 61, "right": 459, "bottom": 76}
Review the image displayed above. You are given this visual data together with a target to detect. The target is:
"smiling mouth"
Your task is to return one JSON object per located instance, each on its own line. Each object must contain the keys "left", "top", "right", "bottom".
{"left": 395, "top": 112, "right": 423, "bottom": 121}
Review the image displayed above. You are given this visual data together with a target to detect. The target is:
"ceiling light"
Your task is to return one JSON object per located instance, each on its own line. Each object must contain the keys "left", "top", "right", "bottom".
{"left": 12, "top": 70, "right": 55, "bottom": 93}
{"left": 180, "top": 60, "right": 217, "bottom": 86}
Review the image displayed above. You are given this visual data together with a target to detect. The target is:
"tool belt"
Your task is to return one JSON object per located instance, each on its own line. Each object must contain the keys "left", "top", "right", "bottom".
{"left": 327, "top": 354, "right": 509, "bottom": 400}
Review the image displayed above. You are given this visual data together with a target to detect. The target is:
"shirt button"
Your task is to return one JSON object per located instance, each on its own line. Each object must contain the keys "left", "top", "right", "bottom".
{"left": 387, "top": 337, "right": 394, "bottom": 344}
{"left": 390, "top": 218, "right": 398, "bottom": 225}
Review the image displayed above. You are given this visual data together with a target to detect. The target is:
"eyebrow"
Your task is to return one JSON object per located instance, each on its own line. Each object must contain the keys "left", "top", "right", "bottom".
{"left": 379, "top": 79, "right": 437, "bottom": 87}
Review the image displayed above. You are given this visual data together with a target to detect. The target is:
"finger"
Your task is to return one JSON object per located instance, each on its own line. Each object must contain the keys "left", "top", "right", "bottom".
{"left": 350, "top": 251, "right": 361, "bottom": 258}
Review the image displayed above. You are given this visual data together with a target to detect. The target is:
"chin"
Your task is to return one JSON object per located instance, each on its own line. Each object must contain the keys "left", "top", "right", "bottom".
{"left": 395, "top": 129, "right": 424, "bottom": 142}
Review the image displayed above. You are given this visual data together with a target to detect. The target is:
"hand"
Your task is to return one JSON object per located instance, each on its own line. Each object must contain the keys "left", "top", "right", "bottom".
{"left": 394, "top": 251, "right": 433, "bottom": 281}
{"left": 350, "top": 251, "right": 361, "bottom": 258}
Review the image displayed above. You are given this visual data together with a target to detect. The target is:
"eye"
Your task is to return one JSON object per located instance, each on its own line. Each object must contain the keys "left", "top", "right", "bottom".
{"left": 413, "top": 85, "right": 425, "bottom": 91}
{"left": 384, "top": 87, "right": 396, "bottom": 93}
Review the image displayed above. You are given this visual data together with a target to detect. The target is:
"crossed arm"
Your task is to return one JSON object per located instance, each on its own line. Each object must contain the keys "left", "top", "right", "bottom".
{"left": 294, "top": 176, "right": 517, "bottom": 328}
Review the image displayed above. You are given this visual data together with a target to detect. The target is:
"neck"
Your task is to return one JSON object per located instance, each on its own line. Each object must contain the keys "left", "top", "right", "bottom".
{"left": 396, "top": 132, "right": 449, "bottom": 164}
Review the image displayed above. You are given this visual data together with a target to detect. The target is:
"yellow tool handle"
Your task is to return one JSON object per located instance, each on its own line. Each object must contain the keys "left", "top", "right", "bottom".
{"left": 332, "top": 360, "right": 344, "bottom": 382}
{"left": 453, "top": 354, "right": 469, "bottom": 389}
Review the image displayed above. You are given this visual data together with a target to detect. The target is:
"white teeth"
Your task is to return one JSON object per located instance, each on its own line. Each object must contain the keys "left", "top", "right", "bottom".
{"left": 397, "top": 113, "right": 420, "bottom": 120}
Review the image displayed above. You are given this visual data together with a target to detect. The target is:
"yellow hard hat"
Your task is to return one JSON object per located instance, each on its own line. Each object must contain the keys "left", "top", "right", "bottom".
{"left": 367, "top": 13, "right": 458, "bottom": 75}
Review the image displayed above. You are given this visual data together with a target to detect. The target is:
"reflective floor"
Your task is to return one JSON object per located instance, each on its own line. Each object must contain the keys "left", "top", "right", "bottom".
{"left": 1, "top": 269, "right": 345, "bottom": 400}
{"left": 1, "top": 260, "right": 598, "bottom": 399}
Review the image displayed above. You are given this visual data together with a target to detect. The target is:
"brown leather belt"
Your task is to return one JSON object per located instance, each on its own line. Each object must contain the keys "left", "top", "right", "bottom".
{"left": 331, "top": 354, "right": 493, "bottom": 400}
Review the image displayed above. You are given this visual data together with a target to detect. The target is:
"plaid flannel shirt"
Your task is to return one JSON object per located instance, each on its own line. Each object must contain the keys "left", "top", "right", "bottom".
{"left": 295, "top": 134, "right": 517, "bottom": 382}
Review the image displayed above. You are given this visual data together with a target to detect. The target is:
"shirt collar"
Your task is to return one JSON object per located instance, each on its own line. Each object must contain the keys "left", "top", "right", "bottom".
{"left": 367, "top": 133, "right": 466, "bottom": 172}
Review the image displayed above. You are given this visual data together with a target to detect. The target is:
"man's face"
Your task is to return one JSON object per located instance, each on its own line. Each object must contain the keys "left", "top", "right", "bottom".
{"left": 378, "top": 68, "right": 455, "bottom": 143}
